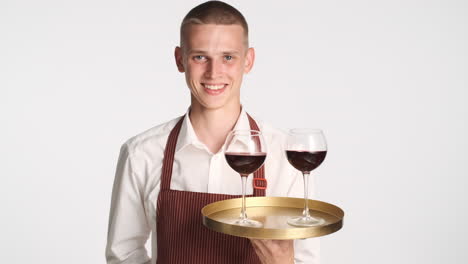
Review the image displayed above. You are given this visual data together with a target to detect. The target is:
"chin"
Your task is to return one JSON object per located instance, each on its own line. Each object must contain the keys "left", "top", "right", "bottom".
{"left": 200, "top": 103, "right": 227, "bottom": 110}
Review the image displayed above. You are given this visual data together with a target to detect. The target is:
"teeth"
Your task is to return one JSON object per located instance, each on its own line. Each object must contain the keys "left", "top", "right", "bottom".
{"left": 204, "top": 84, "right": 225, "bottom": 90}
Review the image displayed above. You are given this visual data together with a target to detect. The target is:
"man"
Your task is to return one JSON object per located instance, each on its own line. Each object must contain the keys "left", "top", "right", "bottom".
{"left": 106, "top": 1, "right": 319, "bottom": 263}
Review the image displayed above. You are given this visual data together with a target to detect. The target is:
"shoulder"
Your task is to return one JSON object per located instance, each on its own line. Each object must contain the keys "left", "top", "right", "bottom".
{"left": 121, "top": 116, "right": 182, "bottom": 156}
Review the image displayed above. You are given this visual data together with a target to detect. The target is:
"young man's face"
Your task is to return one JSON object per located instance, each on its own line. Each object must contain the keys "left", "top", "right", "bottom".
{"left": 175, "top": 24, "right": 254, "bottom": 111}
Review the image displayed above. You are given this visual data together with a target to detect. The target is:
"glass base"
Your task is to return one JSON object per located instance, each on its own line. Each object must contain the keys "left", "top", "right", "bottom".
{"left": 231, "top": 218, "right": 263, "bottom": 228}
{"left": 287, "top": 216, "right": 325, "bottom": 227}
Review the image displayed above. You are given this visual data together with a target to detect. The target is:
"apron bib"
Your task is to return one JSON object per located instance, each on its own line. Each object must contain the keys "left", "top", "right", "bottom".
{"left": 156, "top": 114, "right": 266, "bottom": 263}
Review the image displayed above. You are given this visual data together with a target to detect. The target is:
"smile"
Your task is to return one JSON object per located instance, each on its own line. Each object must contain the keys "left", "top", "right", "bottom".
{"left": 202, "top": 83, "right": 227, "bottom": 95}
{"left": 203, "top": 84, "right": 226, "bottom": 90}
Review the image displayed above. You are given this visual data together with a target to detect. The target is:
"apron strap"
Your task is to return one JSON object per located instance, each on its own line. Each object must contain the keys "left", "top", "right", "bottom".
{"left": 160, "top": 113, "right": 266, "bottom": 196}
{"left": 247, "top": 113, "right": 266, "bottom": 196}
{"left": 160, "top": 116, "right": 185, "bottom": 191}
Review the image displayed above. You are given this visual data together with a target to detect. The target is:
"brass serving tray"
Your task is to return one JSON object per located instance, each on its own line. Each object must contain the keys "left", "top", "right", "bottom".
{"left": 202, "top": 197, "right": 344, "bottom": 239}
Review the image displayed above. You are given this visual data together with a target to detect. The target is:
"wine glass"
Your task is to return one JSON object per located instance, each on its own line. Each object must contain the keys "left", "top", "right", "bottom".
{"left": 286, "top": 128, "right": 327, "bottom": 227}
{"left": 224, "top": 130, "right": 267, "bottom": 228}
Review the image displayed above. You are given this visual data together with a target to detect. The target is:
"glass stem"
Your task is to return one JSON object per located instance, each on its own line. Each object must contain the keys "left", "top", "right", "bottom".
{"left": 240, "top": 175, "right": 247, "bottom": 220}
{"left": 303, "top": 172, "right": 311, "bottom": 218}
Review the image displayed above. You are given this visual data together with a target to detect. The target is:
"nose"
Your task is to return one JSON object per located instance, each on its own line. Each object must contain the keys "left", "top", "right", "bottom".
{"left": 205, "top": 58, "right": 222, "bottom": 79}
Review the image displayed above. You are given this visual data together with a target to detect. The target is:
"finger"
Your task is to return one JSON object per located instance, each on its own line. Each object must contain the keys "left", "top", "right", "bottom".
{"left": 250, "top": 239, "right": 267, "bottom": 262}
{"left": 256, "top": 239, "right": 294, "bottom": 254}
{"left": 251, "top": 239, "right": 269, "bottom": 252}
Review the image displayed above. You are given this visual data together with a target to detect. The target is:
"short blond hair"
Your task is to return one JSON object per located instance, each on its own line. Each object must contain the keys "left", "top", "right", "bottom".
{"left": 180, "top": 1, "right": 249, "bottom": 47}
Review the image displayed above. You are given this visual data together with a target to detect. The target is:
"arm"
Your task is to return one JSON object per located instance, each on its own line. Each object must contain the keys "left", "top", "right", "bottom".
{"left": 106, "top": 144, "right": 151, "bottom": 264}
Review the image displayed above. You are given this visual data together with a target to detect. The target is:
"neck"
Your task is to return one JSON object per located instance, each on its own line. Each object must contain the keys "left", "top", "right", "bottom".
{"left": 189, "top": 103, "right": 241, "bottom": 154}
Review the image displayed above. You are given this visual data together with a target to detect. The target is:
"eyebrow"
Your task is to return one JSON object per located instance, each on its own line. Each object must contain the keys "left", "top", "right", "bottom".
{"left": 187, "top": 49, "right": 241, "bottom": 55}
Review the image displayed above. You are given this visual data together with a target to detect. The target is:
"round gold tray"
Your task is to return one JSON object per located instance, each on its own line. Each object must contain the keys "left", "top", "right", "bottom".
{"left": 202, "top": 197, "right": 344, "bottom": 240}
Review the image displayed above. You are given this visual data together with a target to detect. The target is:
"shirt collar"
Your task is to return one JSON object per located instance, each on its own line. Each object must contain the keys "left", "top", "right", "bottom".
{"left": 175, "top": 107, "right": 252, "bottom": 154}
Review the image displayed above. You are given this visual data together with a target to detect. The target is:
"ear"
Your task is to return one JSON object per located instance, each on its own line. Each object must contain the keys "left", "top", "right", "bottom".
{"left": 243, "top": 47, "right": 255, "bottom": 74}
{"left": 174, "top": 46, "right": 185, "bottom": 73}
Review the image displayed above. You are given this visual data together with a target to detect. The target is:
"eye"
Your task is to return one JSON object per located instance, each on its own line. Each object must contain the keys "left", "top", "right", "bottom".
{"left": 224, "top": 55, "right": 233, "bottom": 61}
{"left": 193, "top": 55, "right": 206, "bottom": 61}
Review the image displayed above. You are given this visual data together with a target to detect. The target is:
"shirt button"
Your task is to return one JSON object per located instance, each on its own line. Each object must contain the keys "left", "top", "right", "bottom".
{"left": 213, "top": 153, "right": 222, "bottom": 161}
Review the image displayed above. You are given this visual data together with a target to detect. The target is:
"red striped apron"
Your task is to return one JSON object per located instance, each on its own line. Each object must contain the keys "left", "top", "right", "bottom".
{"left": 156, "top": 114, "right": 266, "bottom": 264}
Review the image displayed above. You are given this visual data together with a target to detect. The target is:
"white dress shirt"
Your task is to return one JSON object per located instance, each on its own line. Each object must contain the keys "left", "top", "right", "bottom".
{"left": 106, "top": 109, "right": 320, "bottom": 264}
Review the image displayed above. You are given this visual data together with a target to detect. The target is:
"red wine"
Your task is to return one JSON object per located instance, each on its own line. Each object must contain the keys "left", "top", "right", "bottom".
{"left": 225, "top": 152, "right": 266, "bottom": 176}
{"left": 286, "top": 150, "right": 326, "bottom": 172}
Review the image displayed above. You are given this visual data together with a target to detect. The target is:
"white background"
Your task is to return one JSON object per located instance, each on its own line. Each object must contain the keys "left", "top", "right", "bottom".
{"left": 1, "top": 0, "right": 467, "bottom": 263}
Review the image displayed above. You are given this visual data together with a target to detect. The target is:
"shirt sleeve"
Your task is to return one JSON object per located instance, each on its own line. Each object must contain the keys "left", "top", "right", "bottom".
{"left": 288, "top": 170, "right": 321, "bottom": 264}
{"left": 106, "top": 144, "right": 151, "bottom": 264}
